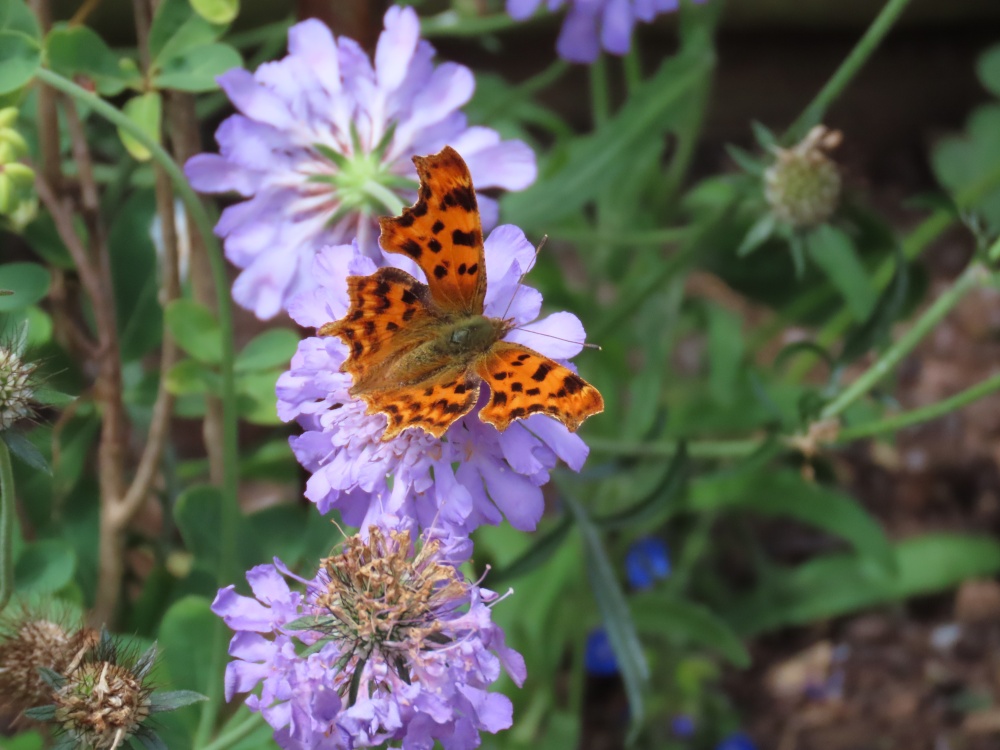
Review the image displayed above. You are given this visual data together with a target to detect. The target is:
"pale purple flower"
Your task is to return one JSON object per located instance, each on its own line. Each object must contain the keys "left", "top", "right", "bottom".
{"left": 212, "top": 517, "right": 526, "bottom": 750}
{"left": 276, "top": 225, "right": 591, "bottom": 537}
{"left": 186, "top": 7, "right": 536, "bottom": 318}
{"left": 507, "top": 0, "right": 689, "bottom": 63}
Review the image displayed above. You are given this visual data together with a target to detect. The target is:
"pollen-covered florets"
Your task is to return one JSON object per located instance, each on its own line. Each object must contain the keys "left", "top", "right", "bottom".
{"left": 212, "top": 516, "right": 526, "bottom": 750}
{"left": 764, "top": 125, "right": 843, "bottom": 228}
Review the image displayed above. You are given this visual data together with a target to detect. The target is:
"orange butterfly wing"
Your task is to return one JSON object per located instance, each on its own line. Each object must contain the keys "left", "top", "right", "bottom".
{"left": 378, "top": 146, "right": 486, "bottom": 315}
{"left": 475, "top": 342, "right": 604, "bottom": 432}
{"left": 361, "top": 370, "right": 482, "bottom": 441}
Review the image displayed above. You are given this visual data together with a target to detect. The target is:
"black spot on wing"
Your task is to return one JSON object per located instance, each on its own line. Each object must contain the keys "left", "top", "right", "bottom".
{"left": 492, "top": 391, "right": 508, "bottom": 407}
{"left": 401, "top": 239, "right": 422, "bottom": 259}
{"left": 452, "top": 229, "right": 477, "bottom": 247}
{"left": 431, "top": 220, "right": 445, "bottom": 234}
{"left": 433, "top": 265, "right": 448, "bottom": 279}
{"left": 531, "top": 363, "right": 552, "bottom": 382}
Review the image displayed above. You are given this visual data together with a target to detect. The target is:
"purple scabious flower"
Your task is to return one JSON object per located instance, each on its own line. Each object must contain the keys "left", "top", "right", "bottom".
{"left": 507, "top": 0, "right": 689, "bottom": 63}
{"left": 211, "top": 517, "right": 526, "bottom": 750}
{"left": 185, "top": 7, "right": 536, "bottom": 319}
{"left": 276, "top": 225, "right": 590, "bottom": 537}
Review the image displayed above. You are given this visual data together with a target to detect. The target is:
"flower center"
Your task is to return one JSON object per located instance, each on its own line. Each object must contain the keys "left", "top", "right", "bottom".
{"left": 309, "top": 138, "right": 417, "bottom": 221}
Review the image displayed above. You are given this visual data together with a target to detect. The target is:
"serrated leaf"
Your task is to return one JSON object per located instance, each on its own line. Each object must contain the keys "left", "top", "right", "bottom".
{"left": 2, "top": 430, "right": 51, "bottom": 473}
{"left": 118, "top": 92, "right": 162, "bottom": 162}
{"left": 164, "top": 299, "right": 221, "bottom": 364}
{"left": 563, "top": 493, "right": 648, "bottom": 740}
{"left": 189, "top": 0, "right": 239, "bottom": 24}
{"left": 805, "top": 224, "right": 876, "bottom": 321}
{"left": 736, "top": 214, "right": 776, "bottom": 257}
{"left": 0, "top": 262, "right": 49, "bottom": 311}
{"left": 0, "top": 0, "right": 42, "bottom": 95}
{"left": 46, "top": 24, "right": 136, "bottom": 96}
{"left": 235, "top": 328, "right": 299, "bottom": 372}
{"left": 153, "top": 41, "right": 241, "bottom": 92}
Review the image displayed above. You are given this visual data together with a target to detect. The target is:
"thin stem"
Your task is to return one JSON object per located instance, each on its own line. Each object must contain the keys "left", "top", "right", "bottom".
{"left": 586, "top": 437, "right": 760, "bottom": 460}
{"left": 0, "top": 439, "right": 15, "bottom": 614}
{"left": 199, "top": 711, "right": 265, "bottom": 750}
{"left": 548, "top": 227, "right": 691, "bottom": 246}
{"left": 784, "top": 0, "right": 915, "bottom": 142}
{"left": 589, "top": 54, "right": 610, "bottom": 129}
{"left": 819, "top": 261, "right": 986, "bottom": 421}
{"left": 225, "top": 16, "right": 293, "bottom": 49}
{"left": 837, "top": 372, "right": 1000, "bottom": 443}
{"left": 33, "top": 67, "right": 240, "bottom": 601}
{"left": 420, "top": 10, "right": 523, "bottom": 37}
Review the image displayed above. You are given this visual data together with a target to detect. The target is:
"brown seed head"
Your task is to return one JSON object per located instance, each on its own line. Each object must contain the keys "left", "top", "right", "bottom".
{"left": 54, "top": 660, "right": 152, "bottom": 750}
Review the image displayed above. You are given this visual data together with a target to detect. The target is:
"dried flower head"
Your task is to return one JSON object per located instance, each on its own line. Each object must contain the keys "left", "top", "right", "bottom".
{"left": 213, "top": 516, "right": 526, "bottom": 749}
{"left": 764, "top": 125, "right": 843, "bottom": 228}
{"left": 0, "top": 343, "right": 37, "bottom": 431}
{"left": 0, "top": 609, "right": 97, "bottom": 717}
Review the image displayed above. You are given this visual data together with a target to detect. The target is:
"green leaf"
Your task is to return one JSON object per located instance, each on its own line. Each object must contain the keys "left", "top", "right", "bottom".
{"left": 148, "top": 689, "right": 208, "bottom": 713}
{"left": 108, "top": 191, "right": 162, "bottom": 361}
{"left": 563, "top": 493, "right": 648, "bottom": 741}
{"left": 0, "top": 0, "right": 42, "bottom": 95}
{"left": 932, "top": 104, "right": 1000, "bottom": 234}
{"left": 153, "top": 41, "right": 241, "bottom": 92}
{"left": 236, "top": 370, "right": 280, "bottom": 425}
{"left": 839, "top": 241, "right": 909, "bottom": 364}
{"left": 0, "top": 262, "right": 50, "bottom": 311}
{"left": 33, "top": 387, "right": 75, "bottom": 407}
{"left": 165, "top": 299, "right": 222, "bottom": 364}
{"left": 706, "top": 305, "right": 744, "bottom": 405}
{"left": 688, "top": 468, "right": 895, "bottom": 573}
{"left": 736, "top": 214, "right": 776, "bottom": 257}
{"left": 131, "top": 728, "right": 169, "bottom": 750}
{"left": 45, "top": 24, "right": 137, "bottom": 96}
{"left": 118, "top": 92, "right": 162, "bottom": 162}
{"left": 2, "top": 430, "right": 50, "bottom": 473}
{"left": 631, "top": 593, "right": 750, "bottom": 667}
{"left": 805, "top": 224, "right": 876, "bottom": 321}
{"left": 489, "top": 518, "right": 572, "bottom": 586}
{"left": 0, "top": 730, "right": 45, "bottom": 749}
{"left": 15, "top": 539, "right": 76, "bottom": 594}
{"left": 728, "top": 534, "right": 1000, "bottom": 636}
{"left": 165, "top": 359, "right": 219, "bottom": 395}
{"left": 149, "top": 0, "right": 227, "bottom": 66}
{"left": 157, "top": 597, "right": 217, "bottom": 693}
{"left": 235, "top": 328, "right": 299, "bottom": 372}
{"left": 502, "top": 47, "right": 712, "bottom": 230}
{"left": 189, "top": 0, "right": 239, "bottom": 24}
{"left": 977, "top": 43, "right": 1000, "bottom": 99}
{"left": 725, "top": 143, "right": 765, "bottom": 176}
{"left": 173, "top": 485, "right": 222, "bottom": 572}
{"left": 597, "top": 442, "right": 689, "bottom": 531}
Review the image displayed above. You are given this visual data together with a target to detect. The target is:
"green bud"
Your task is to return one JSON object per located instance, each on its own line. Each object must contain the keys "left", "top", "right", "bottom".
{"left": 0, "top": 107, "right": 18, "bottom": 129}
{"left": 0, "top": 127, "right": 28, "bottom": 158}
{"left": 764, "top": 126, "right": 842, "bottom": 229}
{"left": 0, "top": 173, "right": 11, "bottom": 215}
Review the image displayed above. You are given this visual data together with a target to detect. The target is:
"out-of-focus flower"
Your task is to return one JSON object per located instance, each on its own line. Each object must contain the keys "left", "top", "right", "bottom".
{"left": 625, "top": 536, "right": 671, "bottom": 590}
{"left": 186, "top": 7, "right": 536, "bottom": 319}
{"left": 212, "top": 517, "right": 525, "bottom": 750}
{"left": 672, "top": 714, "right": 696, "bottom": 737}
{"left": 764, "top": 125, "right": 842, "bottom": 228}
{"left": 277, "top": 227, "right": 590, "bottom": 537}
{"left": 584, "top": 628, "right": 618, "bottom": 677}
{"left": 715, "top": 732, "right": 758, "bottom": 750}
{"left": 507, "top": 0, "right": 696, "bottom": 63}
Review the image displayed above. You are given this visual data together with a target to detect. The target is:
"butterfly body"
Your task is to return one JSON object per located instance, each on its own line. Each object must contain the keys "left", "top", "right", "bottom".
{"left": 322, "top": 146, "right": 603, "bottom": 441}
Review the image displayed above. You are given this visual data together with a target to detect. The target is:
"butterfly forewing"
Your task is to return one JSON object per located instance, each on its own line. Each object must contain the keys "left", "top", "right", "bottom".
{"left": 475, "top": 342, "right": 604, "bottom": 432}
{"left": 378, "top": 146, "right": 486, "bottom": 315}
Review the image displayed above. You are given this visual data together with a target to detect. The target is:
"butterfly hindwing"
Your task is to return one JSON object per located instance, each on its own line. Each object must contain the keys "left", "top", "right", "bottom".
{"left": 475, "top": 342, "right": 604, "bottom": 432}
{"left": 378, "top": 146, "right": 486, "bottom": 316}
{"left": 363, "top": 369, "right": 482, "bottom": 440}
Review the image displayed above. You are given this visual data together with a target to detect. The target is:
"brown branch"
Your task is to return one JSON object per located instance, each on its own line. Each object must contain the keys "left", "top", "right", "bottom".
{"left": 29, "top": 0, "right": 61, "bottom": 191}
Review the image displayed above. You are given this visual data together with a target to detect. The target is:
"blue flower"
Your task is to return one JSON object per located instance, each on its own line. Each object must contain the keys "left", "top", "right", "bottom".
{"left": 671, "top": 714, "right": 696, "bottom": 738}
{"left": 625, "top": 536, "right": 671, "bottom": 590}
{"left": 716, "top": 732, "right": 758, "bottom": 750}
{"left": 584, "top": 628, "right": 618, "bottom": 677}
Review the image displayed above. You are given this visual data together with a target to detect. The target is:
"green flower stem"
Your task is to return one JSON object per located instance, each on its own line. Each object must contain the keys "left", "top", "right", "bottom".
{"left": 819, "top": 261, "right": 987, "bottom": 422}
{"left": 586, "top": 437, "right": 760, "bottom": 460}
{"left": 34, "top": 66, "right": 240, "bottom": 740}
{"left": 362, "top": 179, "right": 407, "bottom": 215}
{"left": 547, "top": 226, "right": 691, "bottom": 246}
{"left": 200, "top": 711, "right": 265, "bottom": 750}
{"left": 225, "top": 16, "right": 293, "bottom": 49}
{"left": 784, "top": 0, "right": 915, "bottom": 142}
{"left": 837, "top": 371, "right": 1000, "bottom": 443}
{"left": 0, "top": 439, "right": 14, "bottom": 614}
{"left": 421, "top": 11, "right": 524, "bottom": 37}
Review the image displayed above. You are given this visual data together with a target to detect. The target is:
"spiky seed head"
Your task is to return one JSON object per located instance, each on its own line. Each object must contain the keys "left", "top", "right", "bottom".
{"left": 54, "top": 659, "right": 153, "bottom": 750}
{"left": 0, "top": 344, "right": 36, "bottom": 431}
{"left": 0, "top": 616, "right": 98, "bottom": 715}
{"left": 764, "top": 125, "right": 843, "bottom": 228}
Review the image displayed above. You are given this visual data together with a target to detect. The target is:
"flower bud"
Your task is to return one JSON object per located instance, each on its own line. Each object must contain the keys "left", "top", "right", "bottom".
{"left": 764, "top": 126, "right": 842, "bottom": 228}
{"left": 0, "top": 344, "right": 37, "bottom": 431}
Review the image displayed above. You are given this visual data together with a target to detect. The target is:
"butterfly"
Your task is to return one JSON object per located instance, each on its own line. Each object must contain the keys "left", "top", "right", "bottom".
{"left": 319, "top": 146, "right": 604, "bottom": 441}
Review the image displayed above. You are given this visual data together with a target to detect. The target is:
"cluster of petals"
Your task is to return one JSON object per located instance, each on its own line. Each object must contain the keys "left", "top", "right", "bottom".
{"left": 186, "top": 6, "right": 536, "bottom": 318}
{"left": 212, "top": 518, "right": 526, "bottom": 750}
{"left": 507, "top": 0, "right": 690, "bottom": 63}
{"left": 276, "top": 226, "right": 590, "bottom": 537}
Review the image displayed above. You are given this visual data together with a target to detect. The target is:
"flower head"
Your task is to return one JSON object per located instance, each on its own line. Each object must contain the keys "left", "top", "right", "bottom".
{"left": 507, "top": 0, "right": 696, "bottom": 63}
{"left": 212, "top": 517, "right": 526, "bottom": 750}
{"left": 764, "top": 125, "right": 842, "bottom": 228}
{"left": 277, "top": 226, "right": 591, "bottom": 537}
{"left": 0, "top": 341, "right": 38, "bottom": 431}
{"left": 186, "top": 7, "right": 536, "bottom": 318}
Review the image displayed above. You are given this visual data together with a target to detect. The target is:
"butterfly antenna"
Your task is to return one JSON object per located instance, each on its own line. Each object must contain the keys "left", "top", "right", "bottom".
{"left": 501, "top": 235, "right": 548, "bottom": 322}
{"left": 512, "top": 327, "right": 602, "bottom": 350}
